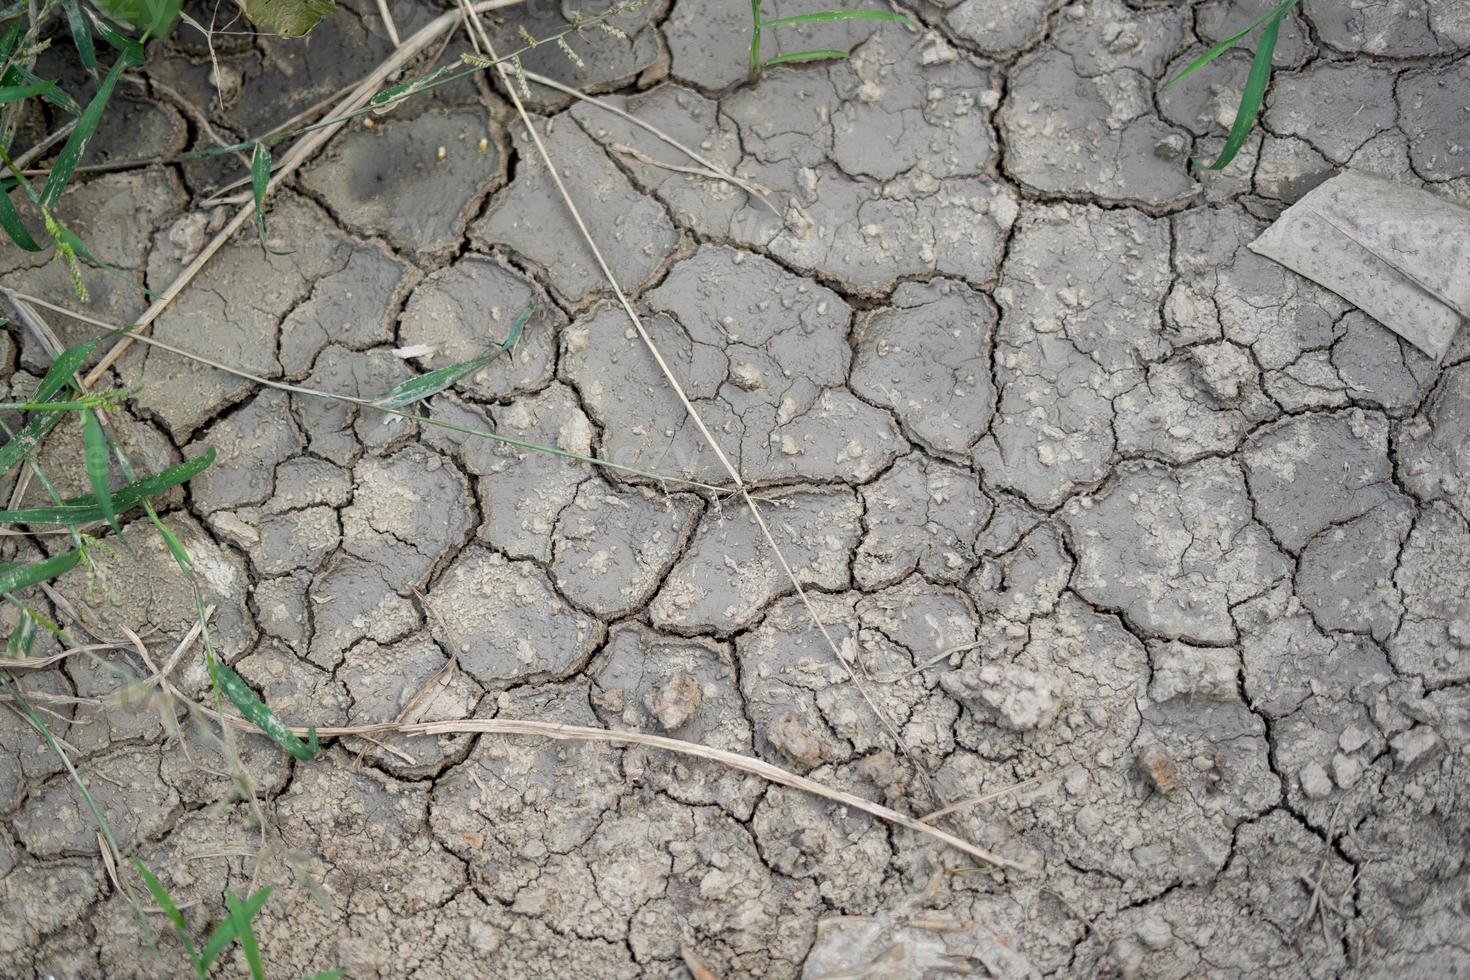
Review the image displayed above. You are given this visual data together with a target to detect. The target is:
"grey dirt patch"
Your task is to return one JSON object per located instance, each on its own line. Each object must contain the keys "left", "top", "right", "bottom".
{"left": 3, "top": 0, "right": 1469, "bottom": 975}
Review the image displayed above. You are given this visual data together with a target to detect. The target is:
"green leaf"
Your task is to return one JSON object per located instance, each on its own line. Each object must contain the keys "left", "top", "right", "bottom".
{"left": 760, "top": 9, "right": 915, "bottom": 28}
{"left": 224, "top": 892, "right": 267, "bottom": 980}
{"left": 4, "top": 66, "right": 83, "bottom": 114}
{"left": 81, "top": 411, "right": 119, "bottom": 535}
{"left": 762, "top": 49, "right": 850, "bottom": 67}
{"left": 239, "top": 0, "right": 335, "bottom": 37}
{"left": 6, "top": 605, "right": 38, "bottom": 656}
{"left": 0, "top": 549, "right": 81, "bottom": 594}
{"left": 374, "top": 306, "right": 531, "bottom": 410}
{"left": 0, "top": 182, "right": 42, "bottom": 251}
{"left": 84, "top": 8, "right": 145, "bottom": 56}
{"left": 0, "top": 336, "right": 102, "bottom": 477}
{"left": 131, "top": 858, "right": 199, "bottom": 965}
{"left": 58, "top": 0, "right": 98, "bottom": 75}
{"left": 0, "top": 448, "right": 215, "bottom": 525}
{"left": 1197, "top": 3, "right": 1290, "bottom": 171}
{"left": 0, "top": 79, "right": 57, "bottom": 104}
{"left": 248, "top": 142, "right": 289, "bottom": 254}
{"left": 93, "top": 0, "right": 183, "bottom": 39}
{"left": 198, "top": 885, "right": 274, "bottom": 974}
{"left": 211, "top": 661, "right": 319, "bottom": 761}
{"left": 39, "top": 49, "right": 140, "bottom": 211}
{"left": 1163, "top": 0, "right": 1298, "bottom": 90}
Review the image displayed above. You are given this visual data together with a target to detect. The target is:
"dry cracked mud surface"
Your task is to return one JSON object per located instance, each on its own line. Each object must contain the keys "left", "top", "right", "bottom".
{"left": 3, "top": 0, "right": 1469, "bottom": 976}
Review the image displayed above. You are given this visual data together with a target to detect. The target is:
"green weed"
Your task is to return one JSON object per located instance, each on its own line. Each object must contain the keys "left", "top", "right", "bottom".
{"left": 1163, "top": 0, "right": 1299, "bottom": 170}
{"left": 746, "top": 0, "right": 914, "bottom": 82}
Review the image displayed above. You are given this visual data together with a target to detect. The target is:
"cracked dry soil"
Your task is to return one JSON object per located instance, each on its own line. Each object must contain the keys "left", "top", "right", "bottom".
{"left": 3, "top": 0, "right": 1470, "bottom": 975}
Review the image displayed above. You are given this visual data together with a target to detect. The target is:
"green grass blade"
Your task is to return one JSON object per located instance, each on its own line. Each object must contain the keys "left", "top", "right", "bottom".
{"left": 1197, "top": 5, "right": 1288, "bottom": 171}
{"left": 759, "top": 9, "right": 915, "bottom": 28}
{"left": 211, "top": 660, "right": 319, "bottom": 761}
{"left": 763, "top": 49, "right": 849, "bottom": 67}
{"left": 374, "top": 305, "right": 530, "bottom": 409}
{"left": 39, "top": 49, "right": 139, "bottom": 210}
{"left": 304, "top": 973, "right": 346, "bottom": 980}
{"left": 0, "top": 448, "right": 215, "bottom": 525}
{"left": 1163, "top": 0, "right": 1297, "bottom": 89}
{"left": 82, "top": 411, "right": 119, "bottom": 534}
{"left": 131, "top": 858, "right": 199, "bottom": 965}
{"left": 224, "top": 893, "right": 267, "bottom": 980}
{"left": 0, "top": 549, "right": 81, "bottom": 594}
{"left": 59, "top": 0, "right": 98, "bottom": 75}
{"left": 4, "top": 66, "right": 83, "bottom": 115}
{"left": 6, "top": 605, "right": 38, "bottom": 656}
{"left": 0, "top": 20, "right": 20, "bottom": 61}
{"left": 248, "top": 142, "right": 285, "bottom": 253}
{"left": 0, "top": 182, "right": 43, "bottom": 251}
{"left": 199, "top": 885, "right": 275, "bottom": 974}
{"left": 0, "top": 335, "right": 101, "bottom": 476}
{"left": 0, "top": 79, "right": 57, "bottom": 104}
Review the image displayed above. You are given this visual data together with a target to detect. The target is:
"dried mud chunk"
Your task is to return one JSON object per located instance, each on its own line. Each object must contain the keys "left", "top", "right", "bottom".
{"left": 591, "top": 625, "right": 761, "bottom": 815}
{"left": 8, "top": 172, "right": 184, "bottom": 362}
{"left": 1265, "top": 62, "right": 1397, "bottom": 165}
{"left": 1398, "top": 361, "right": 1470, "bottom": 517}
{"left": 139, "top": 194, "right": 352, "bottom": 438}
{"left": 472, "top": 116, "right": 677, "bottom": 304}
{"left": 855, "top": 454, "right": 991, "bottom": 590}
{"left": 1303, "top": 0, "right": 1465, "bottom": 56}
{"left": 1064, "top": 459, "right": 1289, "bottom": 644}
{"left": 1400, "top": 59, "right": 1470, "bottom": 181}
{"left": 967, "top": 519, "right": 1073, "bottom": 623}
{"left": 1148, "top": 641, "right": 1239, "bottom": 704}
{"left": 0, "top": 861, "right": 103, "bottom": 961}
{"left": 1297, "top": 495, "right": 1412, "bottom": 641}
{"left": 54, "top": 514, "right": 255, "bottom": 662}
{"left": 565, "top": 249, "right": 902, "bottom": 486}
{"left": 426, "top": 546, "right": 602, "bottom": 686}
{"left": 189, "top": 390, "right": 304, "bottom": 513}
{"left": 550, "top": 483, "right": 699, "bottom": 617}
{"left": 341, "top": 446, "right": 474, "bottom": 590}
{"left": 827, "top": 31, "right": 998, "bottom": 181}
{"left": 278, "top": 245, "right": 416, "bottom": 378}
{"left": 483, "top": 0, "right": 664, "bottom": 111}
{"left": 1238, "top": 582, "right": 1393, "bottom": 819}
{"left": 396, "top": 255, "right": 559, "bottom": 401}
{"left": 851, "top": 279, "right": 996, "bottom": 456}
{"left": 1242, "top": 410, "right": 1400, "bottom": 553}
{"left": 1168, "top": 206, "right": 1349, "bottom": 372}
{"left": 1391, "top": 503, "right": 1470, "bottom": 687}
{"left": 752, "top": 773, "right": 894, "bottom": 911}
{"left": 1000, "top": 43, "right": 1194, "bottom": 206}
{"left": 339, "top": 633, "right": 481, "bottom": 775}
{"left": 650, "top": 488, "right": 860, "bottom": 634}
{"left": 300, "top": 108, "right": 501, "bottom": 259}
{"left": 430, "top": 680, "right": 623, "bottom": 901}
{"left": 12, "top": 746, "right": 179, "bottom": 857}
{"left": 945, "top": 0, "right": 1055, "bottom": 56}
{"left": 307, "top": 555, "right": 419, "bottom": 670}
{"left": 424, "top": 386, "right": 592, "bottom": 562}
{"left": 1331, "top": 311, "right": 1438, "bottom": 413}
{"left": 973, "top": 203, "right": 1170, "bottom": 507}
{"left": 292, "top": 346, "right": 415, "bottom": 465}
{"left": 737, "top": 586, "right": 970, "bottom": 770}
{"left": 1079, "top": 811, "right": 1350, "bottom": 978}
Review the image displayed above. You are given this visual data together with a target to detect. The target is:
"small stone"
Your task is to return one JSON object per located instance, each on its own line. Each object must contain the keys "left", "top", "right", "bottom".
{"left": 643, "top": 672, "right": 702, "bottom": 731}
{"left": 1390, "top": 726, "right": 1442, "bottom": 771}
{"left": 1331, "top": 752, "right": 1363, "bottom": 789}
{"left": 1299, "top": 761, "right": 1332, "bottom": 801}
{"left": 1338, "top": 725, "right": 1371, "bottom": 754}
